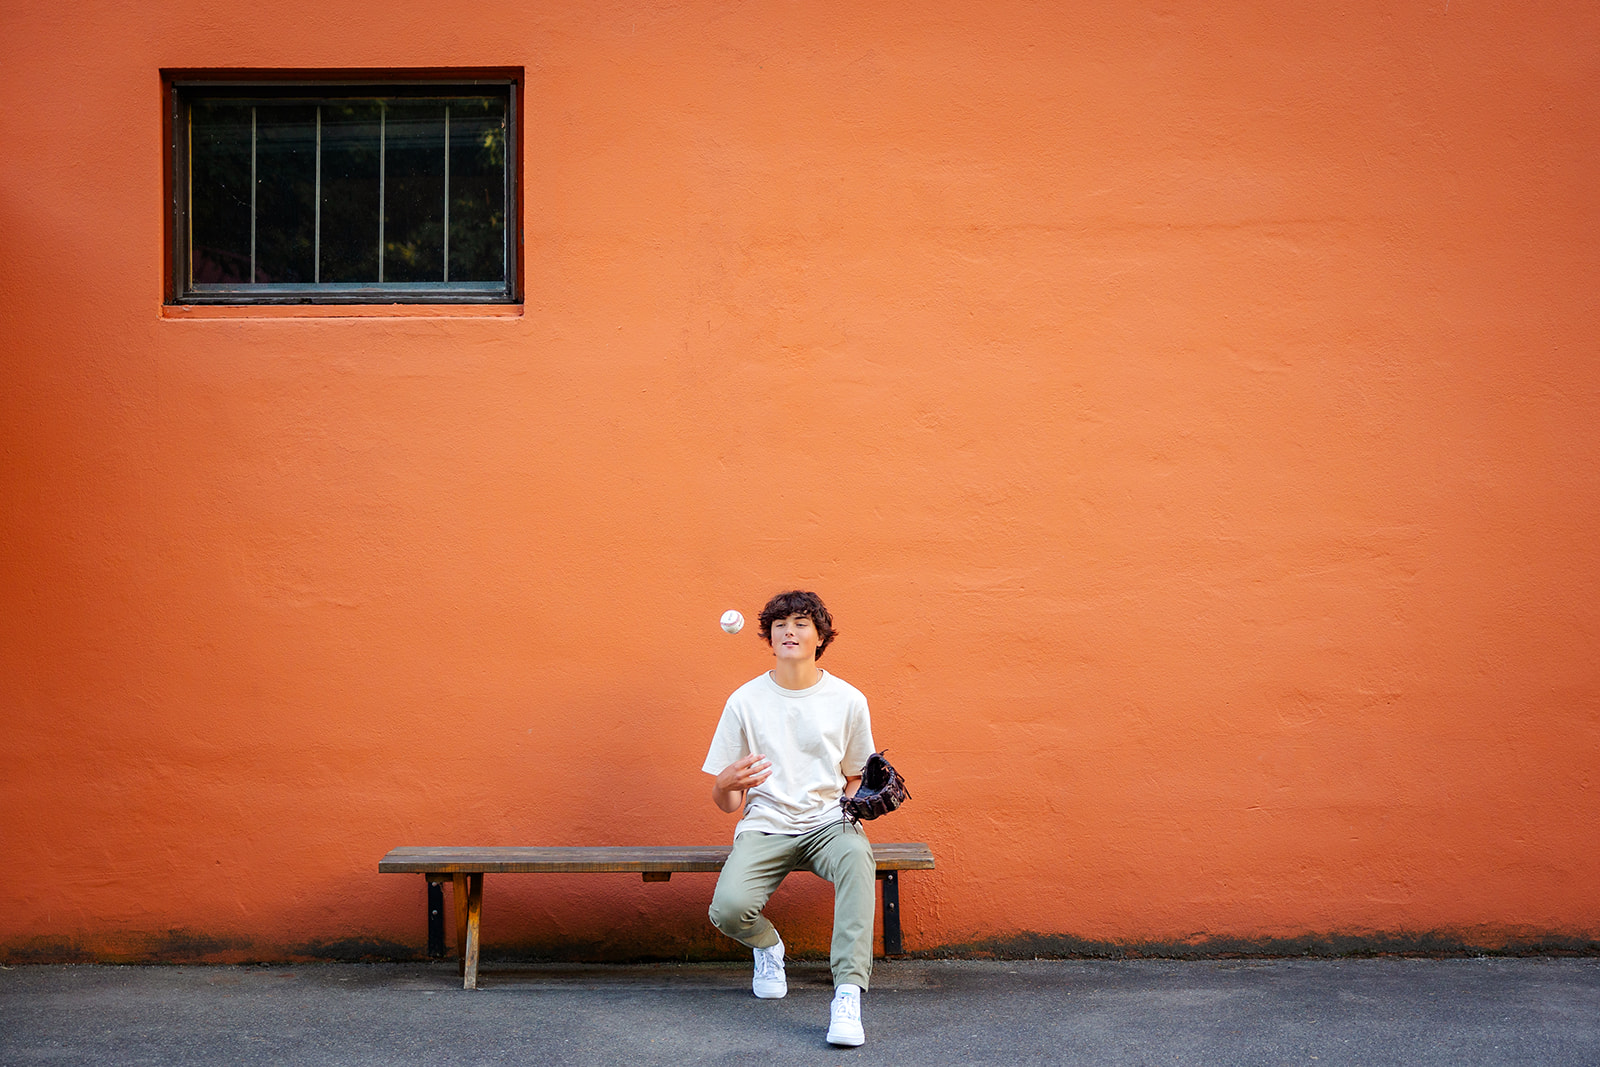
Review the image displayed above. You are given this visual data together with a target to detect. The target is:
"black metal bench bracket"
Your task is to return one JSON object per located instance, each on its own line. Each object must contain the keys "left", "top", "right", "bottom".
{"left": 427, "top": 879, "right": 445, "bottom": 958}
{"left": 877, "top": 869, "right": 903, "bottom": 955}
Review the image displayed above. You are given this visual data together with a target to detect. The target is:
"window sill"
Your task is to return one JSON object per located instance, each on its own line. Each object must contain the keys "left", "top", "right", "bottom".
{"left": 161, "top": 303, "right": 523, "bottom": 320}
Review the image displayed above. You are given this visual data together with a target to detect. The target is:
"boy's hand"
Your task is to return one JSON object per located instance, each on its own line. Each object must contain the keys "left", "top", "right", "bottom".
{"left": 711, "top": 754, "right": 772, "bottom": 813}
{"left": 718, "top": 753, "right": 773, "bottom": 791}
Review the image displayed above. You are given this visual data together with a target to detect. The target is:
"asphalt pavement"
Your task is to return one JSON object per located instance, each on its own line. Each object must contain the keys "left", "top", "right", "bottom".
{"left": 2, "top": 957, "right": 1597, "bottom": 1065}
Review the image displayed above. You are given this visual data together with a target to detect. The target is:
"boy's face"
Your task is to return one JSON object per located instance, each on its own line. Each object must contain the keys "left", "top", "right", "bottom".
{"left": 769, "top": 613, "right": 822, "bottom": 663}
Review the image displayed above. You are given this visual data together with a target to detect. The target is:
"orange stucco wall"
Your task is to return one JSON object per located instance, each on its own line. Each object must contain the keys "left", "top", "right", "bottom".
{"left": 3, "top": 0, "right": 1598, "bottom": 963}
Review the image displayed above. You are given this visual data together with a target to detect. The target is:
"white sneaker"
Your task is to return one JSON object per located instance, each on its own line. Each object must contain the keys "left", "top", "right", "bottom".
{"left": 752, "top": 937, "right": 786, "bottom": 999}
{"left": 826, "top": 984, "right": 865, "bottom": 1046}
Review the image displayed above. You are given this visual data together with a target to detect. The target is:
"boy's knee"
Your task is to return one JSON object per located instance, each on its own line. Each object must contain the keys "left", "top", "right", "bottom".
{"left": 841, "top": 833, "right": 875, "bottom": 869}
{"left": 708, "top": 888, "right": 758, "bottom": 934}
{"left": 824, "top": 833, "right": 875, "bottom": 886}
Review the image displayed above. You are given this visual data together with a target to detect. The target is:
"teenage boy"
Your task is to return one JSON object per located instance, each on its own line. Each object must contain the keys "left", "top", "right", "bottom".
{"left": 703, "top": 590, "right": 877, "bottom": 1047}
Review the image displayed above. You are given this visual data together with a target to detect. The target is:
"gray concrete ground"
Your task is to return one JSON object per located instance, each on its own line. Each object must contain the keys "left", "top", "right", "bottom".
{"left": 2, "top": 957, "right": 1597, "bottom": 1066}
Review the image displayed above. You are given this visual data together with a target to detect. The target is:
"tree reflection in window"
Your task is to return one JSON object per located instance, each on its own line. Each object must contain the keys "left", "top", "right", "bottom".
{"left": 183, "top": 85, "right": 510, "bottom": 300}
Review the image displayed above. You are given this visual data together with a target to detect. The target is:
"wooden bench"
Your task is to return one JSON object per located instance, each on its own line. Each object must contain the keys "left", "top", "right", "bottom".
{"left": 378, "top": 843, "right": 935, "bottom": 989}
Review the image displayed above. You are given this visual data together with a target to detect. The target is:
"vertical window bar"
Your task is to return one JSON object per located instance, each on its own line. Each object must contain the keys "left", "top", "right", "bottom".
{"left": 314, "top": 106, "right": 322, "bottom": 284}
{"left": 504, "top": 89, "right": 513, "bottom": 292}
{"left": 378, "top": 104, "right": 386, "bottom": 284}
{"left": 185, "top": 105, "right": 193, "bottom": 291}
{"left": 250, "top": 107, "right": 257, "bottom": 284}
{"left": 443, "top": 105, "right": 450, "bottom": 282}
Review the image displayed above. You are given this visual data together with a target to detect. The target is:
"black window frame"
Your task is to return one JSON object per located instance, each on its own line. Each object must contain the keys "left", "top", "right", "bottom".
{"left": 166, "top": 70, "right": 521, "bottom": 306}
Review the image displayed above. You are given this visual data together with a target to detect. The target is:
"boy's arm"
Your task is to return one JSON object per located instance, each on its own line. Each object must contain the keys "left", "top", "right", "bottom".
{"left": 710, "top": 753, "right": 772, "bottom": 814}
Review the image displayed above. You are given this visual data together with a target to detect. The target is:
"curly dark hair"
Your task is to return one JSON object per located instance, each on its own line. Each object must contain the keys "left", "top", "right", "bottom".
{"left": 757, "top": 590, "right": 837, "bottom": 661}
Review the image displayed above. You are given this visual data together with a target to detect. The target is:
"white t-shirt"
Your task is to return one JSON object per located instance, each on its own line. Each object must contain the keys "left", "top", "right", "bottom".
{"left": 702, "top": 669, "right": 877, "bottom": 838}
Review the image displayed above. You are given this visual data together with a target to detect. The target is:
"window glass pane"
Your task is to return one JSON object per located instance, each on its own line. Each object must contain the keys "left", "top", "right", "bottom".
{"left": 190, "top": 102, "right": 253, "bottom": 283}
{"left": 321, "top": 101, "right": 382, "bottom": 283}
{"left": 384, "top": 102, "right": 446, "bottom": 282}
{"left": 177, "top": 82, "right": 513, "bottom": 301}
{"left": 448, "top": 98, "right": 508, "bottom": 283}
{"left": 255, "top": 104, "right": 317, "bottom": 283}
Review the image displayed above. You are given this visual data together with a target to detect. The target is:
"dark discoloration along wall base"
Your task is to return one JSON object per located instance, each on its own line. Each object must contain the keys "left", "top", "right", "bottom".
{"left": 911, "top": 930, "right": 1600, "bottom": 961}
{"left": 6, "top": 928, "right": 1598, "bottom": 965}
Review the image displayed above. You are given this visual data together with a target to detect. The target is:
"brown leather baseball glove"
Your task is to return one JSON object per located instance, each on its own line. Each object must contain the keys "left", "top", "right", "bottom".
{"left": 841, "top": 750, "right": 911, "bottom": 824}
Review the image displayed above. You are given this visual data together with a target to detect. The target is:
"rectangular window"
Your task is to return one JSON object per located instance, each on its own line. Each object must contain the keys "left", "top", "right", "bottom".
{"left": 169, "top": 75, "right": 518, "bottom": 304}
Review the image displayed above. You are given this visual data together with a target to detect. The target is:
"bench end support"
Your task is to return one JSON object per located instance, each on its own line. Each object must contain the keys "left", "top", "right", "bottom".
{"left": 426, "top": 879, "right": 445, "bottom": 958}
{"left": 879, "top": 869, "right": 903, "bottom": 956}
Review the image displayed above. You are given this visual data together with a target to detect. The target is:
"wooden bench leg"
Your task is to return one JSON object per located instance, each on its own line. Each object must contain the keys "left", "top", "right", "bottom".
{"left": 879, "top": 870, "right": 903, "bottom": 956}
{"left": 427, "top": 879, "right": 445, "bottom": 958}
{"left": 463, "top": 873, "right": 484, "bottom": 990}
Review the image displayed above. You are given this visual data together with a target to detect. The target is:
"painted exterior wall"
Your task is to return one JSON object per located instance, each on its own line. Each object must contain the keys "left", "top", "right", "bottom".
{"left": 3, "top": 0, "right": 1597, "bottom": 962}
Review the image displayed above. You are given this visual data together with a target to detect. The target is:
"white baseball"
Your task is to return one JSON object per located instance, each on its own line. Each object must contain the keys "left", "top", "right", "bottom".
{"left": 720, "top": 609, "right": 745, "bottom": 634}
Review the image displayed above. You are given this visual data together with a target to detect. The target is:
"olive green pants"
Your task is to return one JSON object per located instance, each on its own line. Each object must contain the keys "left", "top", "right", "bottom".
{"left": 707, "top": 820, "right": 875, "bottom": 990}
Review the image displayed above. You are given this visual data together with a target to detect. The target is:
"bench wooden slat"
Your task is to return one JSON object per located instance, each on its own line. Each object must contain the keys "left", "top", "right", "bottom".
{"left": 379, "top": 842, "right": 935, "bottom": 874}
